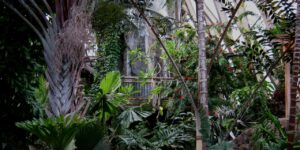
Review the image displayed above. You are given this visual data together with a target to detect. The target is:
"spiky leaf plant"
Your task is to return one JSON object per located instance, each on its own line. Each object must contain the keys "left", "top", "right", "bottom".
{"left": 30, "top": 76, "right": 48, "bottom": 117}
{"left": 16, "top": 115, "right": 89, "bottom": 150}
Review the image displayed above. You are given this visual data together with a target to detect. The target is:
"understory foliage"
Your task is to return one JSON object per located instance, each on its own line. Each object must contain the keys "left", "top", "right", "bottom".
{"left": 158, "top": 26, "right": 278, "bottom": 147}
{"left": 0, "top": 3, "right": 45, "bottom": 148}
{"left": 17, "top": 71, "right": 198, "bottom": 149}
{"left": 16, "top": 116, "right": 88, "bottom": 150}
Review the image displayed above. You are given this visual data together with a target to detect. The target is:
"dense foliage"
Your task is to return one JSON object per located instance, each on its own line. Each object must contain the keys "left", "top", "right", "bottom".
{"left": 1, "top": 0, "right": 299, "bottom": 149}
{"left": 0, "top": 3, "right": 45, "bottom": 149}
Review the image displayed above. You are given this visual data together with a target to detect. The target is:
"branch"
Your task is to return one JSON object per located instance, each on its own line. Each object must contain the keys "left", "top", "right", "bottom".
{"left": 207, "top": 0, "right": 244, "bottom": 74}
{"left": 19, "top": 0, "right": 47, "bottom": 36}
{"left": 184, "top": 0, "right": 197, "bottom": 26}
{"left": 28, "top": 0, "right": 51, "bottom": 29}
{"left": 2, "top": 0, "right": 44, "bottom": 42}
{"left": 3, "top": 0, "right": 58, "bottom": 73}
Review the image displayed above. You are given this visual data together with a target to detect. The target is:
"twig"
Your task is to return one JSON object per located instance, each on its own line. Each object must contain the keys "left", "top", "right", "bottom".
{"left": 184, "top": 0, "right": 197, "bottom": 27}
{"left": 207, "top": 0, "right": 244, "bottom": 74}
{"left": 2, "top": 0, "right": 44, "bottom": 41}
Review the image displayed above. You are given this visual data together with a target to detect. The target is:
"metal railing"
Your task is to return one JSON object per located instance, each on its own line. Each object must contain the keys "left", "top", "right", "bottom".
{"left": 121, "top": 76, "right": 174, "bottom": 106}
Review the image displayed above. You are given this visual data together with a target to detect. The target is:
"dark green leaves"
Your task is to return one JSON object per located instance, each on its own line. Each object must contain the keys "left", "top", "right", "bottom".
{"left": 16, "top": 115, "right": 89, "bottom": 150}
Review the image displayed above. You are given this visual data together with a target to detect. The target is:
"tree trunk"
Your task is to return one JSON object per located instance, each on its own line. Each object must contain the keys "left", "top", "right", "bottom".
{"left": 287, "top": 1, "right": 300, "bottom": 149}
{"left": 196, "top": 0, "right": 208, "bottom": 113}
{"left": 196, "top": 0, "right": 207, "bottom": 149}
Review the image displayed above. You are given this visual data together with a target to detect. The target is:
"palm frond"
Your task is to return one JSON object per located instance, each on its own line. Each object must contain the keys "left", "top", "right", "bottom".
{"left": 99, "top": 71, "right": 121, "bottom": 95}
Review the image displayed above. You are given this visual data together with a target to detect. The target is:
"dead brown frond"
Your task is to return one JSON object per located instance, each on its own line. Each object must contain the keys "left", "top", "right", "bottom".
{"left": 46, "top": 2, "right": 94, "bottom": 116}
{"left": 2, "top": 0, "right": 95, "bottom": 117}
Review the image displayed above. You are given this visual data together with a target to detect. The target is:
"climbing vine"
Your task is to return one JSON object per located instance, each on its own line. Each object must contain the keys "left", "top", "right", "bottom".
{"left": 92, "top": 1, "right": 127, "bottom": 80}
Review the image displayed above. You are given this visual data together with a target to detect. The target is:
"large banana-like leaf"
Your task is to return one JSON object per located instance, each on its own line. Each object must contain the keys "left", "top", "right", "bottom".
{"left": 75, "top": 121, "right": 109, "bottom": 150}
{"left": 95, "top": 71, "right": 128, "bottom": 122}
{"left": 99, "top": 71, "right": 121, "bottom": 95}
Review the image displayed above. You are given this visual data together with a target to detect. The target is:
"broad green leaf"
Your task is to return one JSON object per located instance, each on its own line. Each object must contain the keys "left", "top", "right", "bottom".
{"left": 64, "top": 139, "right": 76, "bottom": 150}
{"left": 118, "top": 108, "right": 152, "bottom": 128}
{"left": 209, "top": 141, "right": 234, "bottom": 150}
{"left": 100, "top": 71, "right": 121, "bottom": 94}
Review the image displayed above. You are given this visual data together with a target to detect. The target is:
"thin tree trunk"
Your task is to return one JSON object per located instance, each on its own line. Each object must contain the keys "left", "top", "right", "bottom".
{"left": 196, "top": 0, "right": 207, "bottom": 149}
{"left": 196, "top": 0, "right": 208, "bottom": 114}
{"left": 287, "top": 1, "right": 300, "bottom": 149}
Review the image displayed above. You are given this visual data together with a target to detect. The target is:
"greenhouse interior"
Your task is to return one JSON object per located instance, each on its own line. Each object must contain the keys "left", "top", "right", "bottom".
{"left": 0, "top": 0, "right": 299, "bottom": 149}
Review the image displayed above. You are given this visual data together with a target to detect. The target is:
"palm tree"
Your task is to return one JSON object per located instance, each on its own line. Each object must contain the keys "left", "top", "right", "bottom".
{"left": 2, "top": 0, "right": 95, "bottom": 117}
{"left": 287, "top": 1, "right": 300, "bottom": 148}
{"left": 196, "top": 0, "right": 207, "bottom": 149}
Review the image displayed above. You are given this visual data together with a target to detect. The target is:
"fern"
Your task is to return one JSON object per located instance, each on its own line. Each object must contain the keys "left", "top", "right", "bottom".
{"left": 30, "top": 76, "right": 48, "bottom": 117}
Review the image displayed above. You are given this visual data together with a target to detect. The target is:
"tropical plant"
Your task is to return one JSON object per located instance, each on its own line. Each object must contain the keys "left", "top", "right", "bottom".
{"left": 209, "top": 141, "right": 234, "bottom": 150}
{"left": 0, "top": 2, "right": 45, "bottom": 148}
{"left": 30, "top": 76, "right": 48, "bottom": 118}
{"left": 2, "top": 0, "right": 96, "bottom": 117}
{"left": 118, "top": 127, "right": 154, "bottom": 150}
{"left": 75, "top": 121, "right": 109, "bottom": 150}
{"left": 118, "top": 107, "right": 152, "bottom": 128}
{"left": 16, "top": 115, "right": 90, "bottom": 150}
{"left": 150, "top": 122, "right": 195, "bottom": 149}
{"left": 252, "top": 111, "right": 287, "bottom": 150}
{"left": 91, "top": 71, "right": 132, "bottom": 122}
{"left": 91, "top": 1, "right": 127, "bottom": 81}
{"left": 117, "top": 112, "right": 196, "bottom": 150}
{"left": 255, "top": 0, "right": 296, "bottom": 30}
